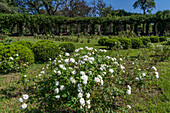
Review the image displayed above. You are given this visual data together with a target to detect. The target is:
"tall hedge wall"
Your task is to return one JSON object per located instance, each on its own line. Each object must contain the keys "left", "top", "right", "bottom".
{"left": 0, "top": 13, "right": 169, "bottom": 36}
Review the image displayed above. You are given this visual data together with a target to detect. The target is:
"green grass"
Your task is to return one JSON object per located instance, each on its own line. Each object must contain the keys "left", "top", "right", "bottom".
{"left": 0, "top": 36, "right": 169, "bottom": 112}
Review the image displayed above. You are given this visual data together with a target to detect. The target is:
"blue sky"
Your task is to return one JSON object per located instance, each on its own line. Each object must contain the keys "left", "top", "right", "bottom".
{"left": 87, "top": 0, "right": 170, "bottom": 14}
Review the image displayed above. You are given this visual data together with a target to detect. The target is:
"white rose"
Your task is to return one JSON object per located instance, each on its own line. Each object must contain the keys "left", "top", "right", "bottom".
{"left": 126, "top": 89, "right": 131, "bottom": 95}
{"left": 60, "top": 85, "right": 65, "bottom": 90}
{"left": 55, "top": 95, "right": 60, "bottom": 99}
{"left": 55, "top": 81, "right": 59, "bottom": 86}
{"left": 86, "top": 93, "right": 90, "bottom": 98}
{"left": 65, "top": 53, "right": 70, "bottom": 56}
{"left": 18, "top": 98, "right": 23, "bottom": 103}
{"left": 109, "top": 69, "right": 114, "bottom": 73}
{"left": 54, "top": 88, "right": 59, "bottom": 94}
{"left": 23, "top": 94, "right": 29, "bottom": 100}
{"left": 70, "top": 58, "right": 75, "bottom": 63}
{"left": 78, "top": 92, "right": 83, "bottom": 98}
{"left": 80, "top": 98, "right": 85, "bottom": 106}
{"left": 21, "top": 103, "right": 27, "bottom": 110}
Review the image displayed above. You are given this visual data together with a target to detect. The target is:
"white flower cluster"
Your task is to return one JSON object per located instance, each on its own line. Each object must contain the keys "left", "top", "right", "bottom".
{"left": 94, "top": 75, "right": 104, "bottom": 85}
{"left": 18, "top": 94, "right": 29, "bottom": 110}
{"left": 54, "top": 81, "right": 65, "bottom": 99}
{"left": 152, "top": 66, "right": 159, "bottom": 79}
{"left": 80, "top": 71, "right": 88, "bottom": 85}
{"left": 33, "top": 47, "right": 129, "bottom": 110}
{"left": 99, "top": 49, "right": 107, "bottom": 53}
{"left": 126, "top": 85, "right": 131, "bottom": 95}
{"left": 9, "top": 57, "right": 13, "bottom": 60}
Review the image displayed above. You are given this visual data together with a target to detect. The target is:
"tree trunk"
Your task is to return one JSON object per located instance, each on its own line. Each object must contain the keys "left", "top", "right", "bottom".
{"left": 98, "top": 24, "right": 101, "bottom": 35}
{"left": 134, "top": 24, "right": 138, "bottom": 35}
{"left": 109, "top": 24, "right": 112, "bottom": 35}
{"left": 146, "top": 23, "right": 149, "bottom": 36}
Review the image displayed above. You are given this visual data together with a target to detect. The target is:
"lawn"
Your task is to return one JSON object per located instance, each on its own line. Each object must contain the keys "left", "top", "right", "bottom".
{"left": 0, "top": 36, "right": 169, "bottom": 112}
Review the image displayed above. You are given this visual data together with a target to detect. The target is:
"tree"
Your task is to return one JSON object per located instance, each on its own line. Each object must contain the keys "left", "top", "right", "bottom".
{"left": 60, "top": 0, "right": 91, "bottom": 17}
{"left": 133, "top": 0, "right": 156, "bottom": 15}
{"left": 90, "top": 0, "right": 106, "bottom": 17}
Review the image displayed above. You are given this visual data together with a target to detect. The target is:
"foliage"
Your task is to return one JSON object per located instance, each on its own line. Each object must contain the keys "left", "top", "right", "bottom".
{"left": 0, "top": 33, "right": 13, "bottom": 45}
{"left": 139, "top": 36, "right": 151, "bottom": 45}
{"left": 150, "top": 36, "right": 159, "bottom": 43}
{"left": 13, "top": 41, "right": 35, "bottom": 50}
{"left": 131, "top": 38, "right": 143, "bottom": 49}
{"left": 0, "top": 43, "right": 4, "bottom": 50}
{"left": 0, "top": 2, "right": 17, "bottom": 14}
{"left": 0, "top": 13, "right": 169, "bottom": 36}
{"left": 33, "top": 40, "right": 59, "bottom": 62}
{"left": 159, "top": 36, "right": 167, "bottom": 42}
{"left": 133, "top": 0, "right": 156, "bottom": 15}
{"left": 118, "top": 38, "right": 132, "bottom": 49}
{"left": 0, "top": 44, "right": 34, "bottom": 64}
{"left": 59, "top": 42, "right": 75, "bottom": 53}
{"left": 98, "top": 37, "right": 109, "bottom": 46}
{"left": 149, "top": 44, "right": 170, "bottom": 62}
{"left": 105, "top": 39, "right": 120, "bottom": 49}
{"left": 19, "top": 47, "right": 160, "bottom": 112}
{"left": 0, "top": 54, "right": 28, "bottom": 73}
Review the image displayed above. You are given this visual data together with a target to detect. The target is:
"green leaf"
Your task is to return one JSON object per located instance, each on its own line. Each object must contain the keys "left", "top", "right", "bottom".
{"left": 62, "top": 94, "right": 67, "bottom": 98}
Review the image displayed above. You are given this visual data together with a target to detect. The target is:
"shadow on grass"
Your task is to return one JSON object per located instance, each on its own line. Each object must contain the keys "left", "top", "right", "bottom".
{"left": 0, "top": 86, "right": 21, "bottom": 99}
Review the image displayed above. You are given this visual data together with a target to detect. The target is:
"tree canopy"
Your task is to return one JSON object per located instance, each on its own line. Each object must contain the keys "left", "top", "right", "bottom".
{"left": 133, "top": 0, "right": 156, "bottom": 15}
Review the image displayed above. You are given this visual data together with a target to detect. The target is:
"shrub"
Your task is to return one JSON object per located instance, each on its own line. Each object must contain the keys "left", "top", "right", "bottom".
{"left": 21, "top": 47, "right": 159, "bottom": 112}
{"left": 139, "top": 36, "right": 151, "bottom": 46}
{"left": 118, "top": 38, "right": 132, "bottom": 49}
{"left": 13, "top": 41, "right": 35, "bottom": 50}
{"left": 131, "top": 38, "right": 143, "bottom": 49}
{"left": 59, "top": 42, "right": 75, "bottom": 53}
{"left": 150, "top": 36, "right": 159, "bottom": 43}
{"left": 0, "top": 43, "right": 4, "bottom": 51}
{"left": 159, "top": 36, "right": 167, "bottom": 42}
{"left": 98, "top": 37, "right": 109, "bottom": 46}
{"left": 0, "top": 44, "right": 34, "bottom": 64}
{"left": 105, "top": 39, "right": 120, "bottom": 49}
{"left": 33, "top": 41, "right": 59, "bottom": 62}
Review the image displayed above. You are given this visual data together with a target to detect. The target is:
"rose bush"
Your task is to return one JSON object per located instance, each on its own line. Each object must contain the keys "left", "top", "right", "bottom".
{"left": 20, "top": 47, "right": 160, "bottom": 112}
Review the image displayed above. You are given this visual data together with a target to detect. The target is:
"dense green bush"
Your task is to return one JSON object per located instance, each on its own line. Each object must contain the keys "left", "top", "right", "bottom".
{"left": 33, "top": 41, "right": 59, "bottom": 62}
{"left": 150, "top": 36, "right": 159, "bottom": 43}
{"left": 131, "top": 38, "right": 143, "bottom": 49}
{"left": 0, "top": 43, "right": 4, "bottom": 50}
{"left": 159, "top": 36, "right": 167, "bottom": 42}
{"left": 118, "top": 38, "right": 132, "bottom": 49}
{"left": 59, "top": 42, "right": 75, "bottom": 53}
{"left": 0, "top": 44, "right": 34, "bottom": 64}
{"left": 13, "top": 41, "right": 35, "bottom": 50}
{"left": 105, "top": 39, "right": 120, "bottom": 49}
{"left": 98, "top": 37, "right": 109, "bottom": 46}
{"left": 140, "top": 36, "right": 151, "bottom": 45}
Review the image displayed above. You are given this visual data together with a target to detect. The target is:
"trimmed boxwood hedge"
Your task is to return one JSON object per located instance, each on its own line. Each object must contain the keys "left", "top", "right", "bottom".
{"left": 140, "top": 36, "right": 151, "bottom": 45}
{"left": 98, "top": 37, "right": 109, "bottom": 46}
{"left": 0, "top": 43, "right": 4, "bottom": 50}
{"left": 33, "top": 40, "right": 59, "bottom": 62}
{"left": 118, "top": 38, "right": 132, "bottom": 49}
{"left": 159, "top": 36, "right": 167, "bottom": 42}
{"left": 0, "top": 44, "right": 34, "bottom": 64}
{"left": 131, "top": 38, "right": 143, "bottom": 49}
{"left": 150, "top": 36, "right": 159, "bottom": 43}
{"left": 59, "top": 42, "right": 75, "bottom": 53}
{"left": 13, "top": 41, "right": 35, "bottom": 50}
{"left": 105, "top": 39, "right": 120, "bottom": 49}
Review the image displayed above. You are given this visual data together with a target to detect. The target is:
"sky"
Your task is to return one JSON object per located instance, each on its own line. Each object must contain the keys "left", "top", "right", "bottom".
{"left": 87, "top": 0, "right": 170, "bottom": 14}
